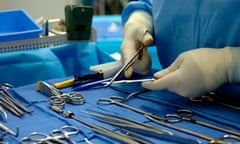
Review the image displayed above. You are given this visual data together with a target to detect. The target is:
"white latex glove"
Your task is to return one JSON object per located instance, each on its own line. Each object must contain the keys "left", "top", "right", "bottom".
{"left": 142, "top": 47, "right": 240, "bottom": 98}
{"left": 121, "top": 11, "right": 154, "bottom": 78}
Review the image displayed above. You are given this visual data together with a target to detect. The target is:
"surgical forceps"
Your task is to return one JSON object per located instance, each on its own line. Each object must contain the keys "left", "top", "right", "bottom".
{"left": 81, "top": 109, "right": 200, "bottom": 144}
{"left": 0, "top": 83, "right": 31, "bottom": 116}
{"left": 63, "top": 110, "right": 141, "bottom": 144}
{"left": 21, "top": 125, "right": 79, "bottom": 144}
{"left": 0, "top": 101, "right": 18, "bottom": 137}
{"left": 104, "top": 31, "right": 148, "bottom": 87}
{"left": 97, "top": 96, "right": 168, "bottom": 121}
{"left": 37, "top": 81, "right": 85, "bottom": 109}
{"left": 165, "top": 109, "right": 240, "bottom": 138}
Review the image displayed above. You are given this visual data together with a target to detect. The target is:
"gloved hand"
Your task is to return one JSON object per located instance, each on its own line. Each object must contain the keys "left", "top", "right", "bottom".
{"left": 121, "top": 11, "right": 154, "bottom": 78}
{"left": 142, "top": 47, "right": 240, "bottom": 98}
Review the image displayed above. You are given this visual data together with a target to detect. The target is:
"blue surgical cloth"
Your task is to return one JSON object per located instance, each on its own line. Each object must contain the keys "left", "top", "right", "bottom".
{"left": 0, "top": 42, "right": 114, "bottom": 86}
{"left": 6, "top": 75, "right": 239, "bottom": 144}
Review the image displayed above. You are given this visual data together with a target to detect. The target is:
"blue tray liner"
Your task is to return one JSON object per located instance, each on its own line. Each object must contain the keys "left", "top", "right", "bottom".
{"left": 0, "top": 48, "right": 66, "bottom": 86}
{"left": 51, "top": 42, "right": 114, "bottom": 76}
{"left": 6, "top": 75, "right": 240, "bottom": 143}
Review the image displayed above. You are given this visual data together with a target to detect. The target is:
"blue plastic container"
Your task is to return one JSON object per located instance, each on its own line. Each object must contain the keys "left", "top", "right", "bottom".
{"left": 0, "top": 9, "right": 42, "bottom": 42}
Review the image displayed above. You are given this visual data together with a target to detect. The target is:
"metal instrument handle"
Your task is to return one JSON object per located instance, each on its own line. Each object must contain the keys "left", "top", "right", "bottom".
{"left": 165, "top": 114, "right": 182, "bottom": 123}
{"left": 28, "top": 132, "right": 67, "bottom": 144}
{"left": 61, "top": 125, "right": 80, "bottom": 135}
{"left": 66, "top": 92, "right": 85, "bottom": 105}
{"left": 97, "top": 98, "right": 114, "bottom": 105}
{"left": 51, "top": 126, "right": 79, "bottom": 144}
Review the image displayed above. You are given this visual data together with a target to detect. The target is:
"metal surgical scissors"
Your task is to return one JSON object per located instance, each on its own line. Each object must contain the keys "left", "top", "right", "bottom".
{"left": 97, "top": 96, "right": 168, "bottom": 121}
{"left": 21, "top": 125, "right": 79, "bottom": 144}
{"left": 97, "top": 98, "right": 240, "bottom": 143}
{"left": 166, "top": 109, "right": 240, "bottom": 138}
{"left": 190, "top": 94, "right": 240, "bottom": 111}
{"left": 104, "top": 89, "right": 149, "bottom": 102}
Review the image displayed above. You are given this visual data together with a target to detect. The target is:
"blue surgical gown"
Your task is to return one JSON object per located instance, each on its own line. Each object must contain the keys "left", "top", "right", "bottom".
{"left": 122, "top": 0, "right": 240, "bottom": 68}
{"left": 122, "top": 0, "right": 240, "bottom": 96}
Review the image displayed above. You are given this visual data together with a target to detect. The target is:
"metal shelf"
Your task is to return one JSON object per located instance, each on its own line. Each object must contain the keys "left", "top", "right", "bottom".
{"left": 0, "top": 35, "right": 68, "bottom": 53}
{"left": 0, "top": 28, "right": 96, "bottom": 53}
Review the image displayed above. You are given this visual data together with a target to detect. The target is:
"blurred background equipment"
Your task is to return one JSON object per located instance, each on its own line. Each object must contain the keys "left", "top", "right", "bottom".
{"left": 0, "top": 0, "right": 135, "bottom": 19}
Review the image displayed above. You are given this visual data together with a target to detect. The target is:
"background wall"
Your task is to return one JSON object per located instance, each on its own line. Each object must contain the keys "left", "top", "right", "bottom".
{"left": 0, "top": 0, "right": 130, "bottom": 20}
{"left": 0, "top": 0, "right": 67, "bottom": 20}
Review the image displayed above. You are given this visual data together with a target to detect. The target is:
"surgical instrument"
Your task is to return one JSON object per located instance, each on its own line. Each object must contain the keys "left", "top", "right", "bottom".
{"left": 80, "top": 109, "right": 200, "bottom": 144}
{"left": 190, "top": 93, "right": 240, "bottom": 111}
{"left": 37, "top": 81, "right": 85, "bottom": 109}
{"left": 0, "top": 83, "right": 31, "bottom": 116}
{"left": 165, "top": 109, "right": 240, "bottom": 137}
{"left": 120, "top": 88, "right": 149, "bottom": 102}
{"left": 97, "top": 97, "right": 240, "bottom": 143}
{"left": 72, "top": 78, "right": 153, "bottom": 91}
{"left": 0, "top": 83, "right": 31, "bottom": 113}
{"left": 105, "top": 89, "right": 149, "bottom": 104}
{"left": 125, "top": 89, "right": 149, "bottom": 101}
{"left": 48, "top": 106, "right": 138, "bottom": 144}
{"left": 0, "top": 96, "right": 24, "bottom": 117}
{"left": 82, "top": 109, "right": 171, "bottom": 135}
{"left": 147, "top": 115, "right": 239, "bottom": 144}
{"left": 104, "top": 31, "right": 148, "bottom": 87}
{"left": 103, "top": 78, "right": 154, "bottom": 85}
{"left": 0, "top": 122, "right": 18, "bottom": 137}
{"left": 121, "top": 129, "right": 155, "bottom": 144}
{"left": 21, "top": 125, "right": 79, "bottom": 144}
{"left": 84, "top": 138, "right": 94, "bottom": 144}
{"left": 97, "top": 96, "right": 168, "bottom": 121}
{"left": 0, "top": 106, "right": 7, "bottom": 122}
{"left": 63, "top": 110, "right": 141, "bottom": 144}
{"left": 223, "top": 134, "right": 240, "bottom": 142}
{"left": 72, "top": 78, "right": 112, "bottom": 91}
{"left": 54, "top": 71, "right": 104, "bottom": 89}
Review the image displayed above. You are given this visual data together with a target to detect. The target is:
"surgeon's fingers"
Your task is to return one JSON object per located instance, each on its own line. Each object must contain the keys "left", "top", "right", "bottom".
{"left": 154, "top": 69, "right": 170, "bottom": 79}
{"left": 142, "top": 54, "right": 185, "bottom": 90}
{"left": 132, "top": 48, "right": 151, "bottom": 75}
{"left": 121, "top": 40, "right": 139, "bottom": 78}
{"left": 121, "top": 30, "right": 153, "bottom": 78}
{"left": 154, "top": 54, "right": 184, "bottom": 79}
{"left": 142, "top": 69, "right": 182, "bottom": 90}
{"left": 142, "top": 32, "right": 153, "bottom": 46}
